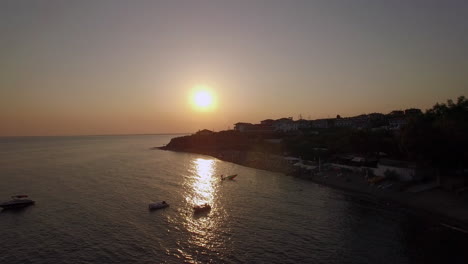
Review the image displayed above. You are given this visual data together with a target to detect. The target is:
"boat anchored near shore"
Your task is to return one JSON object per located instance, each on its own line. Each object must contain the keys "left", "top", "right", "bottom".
{"left": 0, "top": 195, "right": 35, "bottom": 210}
{"left": 221, "top": 174, "right": 238, "bottom": 181}
{"left": 148, "top": 201, "right": 169, "bottom": 210}
{"left": 193, "top": 203, "right": 211, "bottom": 213}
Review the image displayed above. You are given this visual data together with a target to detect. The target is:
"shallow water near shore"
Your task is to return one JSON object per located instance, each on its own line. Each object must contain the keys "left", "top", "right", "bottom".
{"left": 0, "top": 135, "right": 467, "bottom": 263}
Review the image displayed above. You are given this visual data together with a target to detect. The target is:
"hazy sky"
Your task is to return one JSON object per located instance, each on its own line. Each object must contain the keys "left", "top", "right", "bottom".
{"left": 1, "top": 0, "right": 467, "bottom": 136}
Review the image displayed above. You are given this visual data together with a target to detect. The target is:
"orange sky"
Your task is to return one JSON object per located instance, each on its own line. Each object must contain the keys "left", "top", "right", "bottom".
{"left": 1, "top": 1, "right": 467, "bottom": 136}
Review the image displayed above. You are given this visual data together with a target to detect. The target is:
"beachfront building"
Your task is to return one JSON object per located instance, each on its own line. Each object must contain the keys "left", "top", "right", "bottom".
{"left": 234, "top": 122, "right": 253, "bottom": 132}
{"left": 195, "top": 129, "right": 214, "bottom": 136}
{"left": 373, "top": 159, "right": 417, "bottom": 182}
{"left": 368, "top": 113, "right": 388, "bottom": 128}
{"left": 296, "top": 119, "right": 311, "bottom": 130}
{"left": 404, "top": 108, "right": 422, "bottom": 116}
{"left": 388, "top": 117, "right": 407, "bottom": 130}
{"left": 273, "top": 117, "right": 298, "bottom": 132}
{"left": 334, "top": 115, "right": 370, "bottom": 129}
{"left": 352, "top": 114, "right": 370, "bottom": 129}
{"left": 310, "top": 118, "right": 334, "bottom": 129}
{"left": 335, "top": 117, "right": 354, "bottom": 128}
{"left": 388, "top": 110, "right": 405, "bottom": 117}
{"left": 260, "top": 119, "right": 275, "bottom": 126}
{"left": 250, "top": 124, "right": 275, "bottom": 133}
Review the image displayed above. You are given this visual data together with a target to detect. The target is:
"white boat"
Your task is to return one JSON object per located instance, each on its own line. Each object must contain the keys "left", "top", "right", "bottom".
{"left": 148, "top": 201, "right": 169, "bottom": 210}
{"left": 0, "top": 195, "right": 35, "bottom": 210}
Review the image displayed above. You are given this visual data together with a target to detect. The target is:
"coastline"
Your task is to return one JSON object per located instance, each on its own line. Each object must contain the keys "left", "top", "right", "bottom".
{"left": 157, "top": 146, "right": 468, "bottom": 232}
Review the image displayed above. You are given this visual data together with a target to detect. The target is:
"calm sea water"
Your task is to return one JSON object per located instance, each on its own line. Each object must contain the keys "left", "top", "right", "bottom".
{"left": 0, "top": 135, "right": 466, "bottom": 264}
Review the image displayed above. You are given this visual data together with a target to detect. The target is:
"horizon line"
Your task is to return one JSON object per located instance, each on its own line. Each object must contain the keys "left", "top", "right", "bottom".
{"left": 0, "top": 132, "right": 191, "bottom": 138}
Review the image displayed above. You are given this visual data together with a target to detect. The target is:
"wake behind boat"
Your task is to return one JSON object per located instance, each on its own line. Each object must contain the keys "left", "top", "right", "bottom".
{"left": 0, "top": 195, "right": 35, "bottom": 210}
{"left": 221, "top": 174, "right": 238, "bottom": 181}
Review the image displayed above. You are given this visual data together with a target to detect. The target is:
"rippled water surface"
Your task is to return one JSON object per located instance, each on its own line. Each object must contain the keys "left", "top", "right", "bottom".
{"left": 0, "top": 135, "right": 466, "bottom": 263}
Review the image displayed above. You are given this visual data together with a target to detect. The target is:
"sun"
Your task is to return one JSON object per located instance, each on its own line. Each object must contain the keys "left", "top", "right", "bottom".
{"left": 194, "top": 90, "right": 213, "bottom": 108}
{"left": 191, "top": 85, "right": 217, "bottom": 111}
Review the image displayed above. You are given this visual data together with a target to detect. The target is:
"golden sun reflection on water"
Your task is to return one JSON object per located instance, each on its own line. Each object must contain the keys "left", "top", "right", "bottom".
{"left": 187, "top": 158, "right": 216, "bottom": 206}
{"left": 179, "top": 157, "right": 228, "bottom": 258}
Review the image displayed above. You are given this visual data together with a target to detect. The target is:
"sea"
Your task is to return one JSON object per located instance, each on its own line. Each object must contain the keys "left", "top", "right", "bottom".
{"left": 0, "top": 135, "right": 466, "bottom": 264}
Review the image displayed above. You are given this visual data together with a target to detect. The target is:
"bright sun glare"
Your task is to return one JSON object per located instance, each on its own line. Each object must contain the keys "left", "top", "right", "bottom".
{"left": 195, "top": 91, "right": 213, "bottom": 107}
{"left": 191, "top": 86, "right": 216, "bottom": 111}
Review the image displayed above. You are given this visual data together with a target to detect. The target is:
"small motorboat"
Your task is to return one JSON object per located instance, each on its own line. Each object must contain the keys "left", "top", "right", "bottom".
{"left": 148, "top": 201, "right": 169, "bottom": 210}
{"left": 193, "top": 203, "right": 211, "bottom": 213}
{"left": 221, "top": 174, "right": 238, "bottom": 181}
{"left": 0, "top": 195, "right": 35, "bottom": 210}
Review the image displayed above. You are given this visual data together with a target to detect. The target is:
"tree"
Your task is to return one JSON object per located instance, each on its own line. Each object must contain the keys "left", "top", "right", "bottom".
{"left": 400, "top": 96, "right": 468, "bottom": 178}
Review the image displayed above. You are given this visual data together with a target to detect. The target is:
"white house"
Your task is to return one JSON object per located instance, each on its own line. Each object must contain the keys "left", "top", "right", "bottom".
{"left": 273, "top": 118, "right": 298, "bottom": 132}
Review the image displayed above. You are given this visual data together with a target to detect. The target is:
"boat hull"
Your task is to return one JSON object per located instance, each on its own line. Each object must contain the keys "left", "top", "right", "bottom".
{"left": 221, "top": 174, "right": 237, "bottom": 180}
{"left": 148, "top": 203, "right": 169, "bottom": 210}
{"left": 193, "top": 205, "right": 211, "bottom": 213}
{"left": 0, "top": 200, "right": 35, "bottom": 210}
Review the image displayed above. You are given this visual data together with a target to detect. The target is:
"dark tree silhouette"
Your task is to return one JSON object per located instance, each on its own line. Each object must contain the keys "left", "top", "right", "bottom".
{"left": 400, "top": 96, "right": 468, "bottom": 178}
